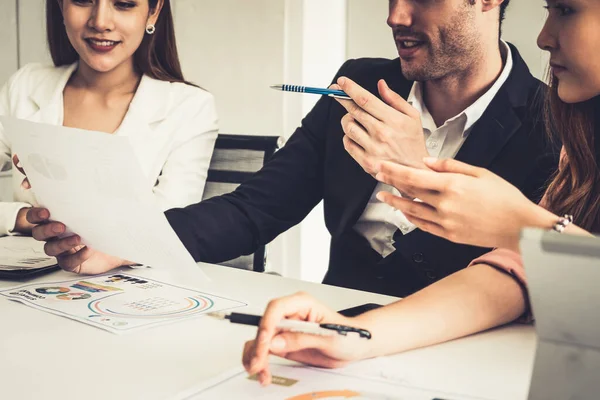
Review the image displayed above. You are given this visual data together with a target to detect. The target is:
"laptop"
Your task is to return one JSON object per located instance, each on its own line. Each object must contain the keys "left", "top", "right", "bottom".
{"left": 520, "top": 228, "right": 600, "bottom": 400}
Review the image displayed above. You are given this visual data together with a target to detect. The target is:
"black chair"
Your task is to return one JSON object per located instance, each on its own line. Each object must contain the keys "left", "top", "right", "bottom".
{"left": 202, "top": 134, "right": 283, "bottom": 272}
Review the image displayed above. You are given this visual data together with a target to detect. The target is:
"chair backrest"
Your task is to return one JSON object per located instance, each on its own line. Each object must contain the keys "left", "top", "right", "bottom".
{"left": 202, "top": 134, "right": 283, "bottom": 272}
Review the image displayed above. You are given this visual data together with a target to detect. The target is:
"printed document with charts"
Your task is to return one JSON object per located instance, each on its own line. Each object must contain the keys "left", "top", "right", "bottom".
{"left": 0, "top": 117, "right": 207, "bottom": 286}
{"left": 0, "top": 271, "right": 245, "bottom": 334}
{"left": 174, "top": 362, "right": 489, "bottom": 400}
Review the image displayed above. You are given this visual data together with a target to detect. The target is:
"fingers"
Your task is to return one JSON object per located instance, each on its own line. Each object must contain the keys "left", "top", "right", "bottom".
{"left": 401, "top": 214, "right": 448, "bottom": 239}
{"left": 25, "top": 207, "right": 50, "bottom": 225}
{"left": 335, "top": 97, "right": 381, "bottom": 133}
{"left": 12, "top": 154, "right": 25, "bottom": 176}
{"left": 376, "top": 192, "right": 439, "bottom": 223}
{"left": 42, "top": 236, "right": 81, "bottom": 257}
{"left": 56, "top": 245, "right": 92, "bottom": 273}
{"left": 341, "top": 114, "right": 371, "bottom": 152}
{"left": 12, "top": 154, "right": 31, "bottom": 189}
{"left": 336, "top": 77, "right": 389, "bottom": 121}
{"left": 31, "top": 220, "right": 67, "bottom": 241}
{"left": 243, "top": 339, "right": 273, "bottom": 386}
{"left": 343, "top": 136, "right": 379, "bottom": 175}
{"left": 378, "top": 79, "right": 420, "bottom": 119}
{"left": 376, "top": 161, "right": 446, "bottom": 194}
{"left": 242, "top": 340, "right": 255, "bottom": 371}
{"left": 283, "top": 348, "right": 349, "bottom": 369}
{"left": 21, "top": 178, "right": 31, "bottom": 190}
{"left": 251, "top": 292, "right": 328, "bottom": 374}
{"left": 424, "top": 157, "right": 483, "bottom": 177}
{"left": 269, "top": 331, "right": 336, "bottom": 355}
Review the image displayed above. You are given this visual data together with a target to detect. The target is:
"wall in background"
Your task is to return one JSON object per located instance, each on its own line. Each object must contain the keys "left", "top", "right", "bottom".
{"left": 0, "top": 1, "right": 19, "bottom": 86}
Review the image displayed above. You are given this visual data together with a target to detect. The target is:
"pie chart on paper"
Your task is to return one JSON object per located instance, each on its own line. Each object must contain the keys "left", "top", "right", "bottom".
{"left": 287, "top": 390, "right": 400, "bottom": 399}
{"left": 287, "top": 391, "right": 361, "bottom": 399}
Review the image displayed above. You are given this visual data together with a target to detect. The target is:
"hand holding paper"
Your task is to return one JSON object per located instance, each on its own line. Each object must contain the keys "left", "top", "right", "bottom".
{"left": 1, "top": 117, "right": 208, "bottom": 284}
{"left": 26, "top": 207, "right": 127, "bottom": 274}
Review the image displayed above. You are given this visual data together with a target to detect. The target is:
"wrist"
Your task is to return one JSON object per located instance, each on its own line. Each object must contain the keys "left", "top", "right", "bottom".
{"left": 350, "top": 313, "right": 384, "bottom": 359}
{"left": 505, "top": 203, "right": 560, "bottom": 251}
{"left": 523, "top": 203, "right": 559, "bottom": 231}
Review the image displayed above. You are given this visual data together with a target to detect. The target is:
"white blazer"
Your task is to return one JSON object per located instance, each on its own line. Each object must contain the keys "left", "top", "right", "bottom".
{"left": 0, "top": 63, "right": 218, "bottom": 236}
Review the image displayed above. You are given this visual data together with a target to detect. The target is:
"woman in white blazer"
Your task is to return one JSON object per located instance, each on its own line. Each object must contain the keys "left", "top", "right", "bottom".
{"left": 0, "top": 0, "right": 218, "bottom": 237}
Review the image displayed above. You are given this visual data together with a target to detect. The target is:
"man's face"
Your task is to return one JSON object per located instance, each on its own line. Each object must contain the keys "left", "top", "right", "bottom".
{"left": 388, "top": 0, "right": 481, "bottom": 81}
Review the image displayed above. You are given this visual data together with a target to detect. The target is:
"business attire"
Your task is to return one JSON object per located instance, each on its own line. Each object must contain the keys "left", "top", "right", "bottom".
{"left": 166, "top": 43, "right": 559, "bottom": 297}
{"left": 0, "top": 62, "right": 218, "bottom": 236}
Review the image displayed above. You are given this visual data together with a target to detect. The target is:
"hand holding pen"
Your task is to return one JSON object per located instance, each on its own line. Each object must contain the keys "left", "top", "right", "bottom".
{"left": 242, "top": 293, "right": 371, "bottom": 385}
{"left": 272, "top": 77, "right": 429, "bottom": 178}
{"left": 240, "top": 292, "right": 375, "bottom": 387}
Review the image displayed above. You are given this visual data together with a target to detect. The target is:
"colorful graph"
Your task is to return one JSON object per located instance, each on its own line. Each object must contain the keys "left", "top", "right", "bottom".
{"left": 36, "top": 287, "right": 70, "bottom": 295}
{"left": 71, "top": 281, "right": 122, "bottom": 293}
{"left": 87, "top": 294, "right": 214, "bottom": 319}
{"left": 56, "top": 292, "right": 92, "bottom": 301}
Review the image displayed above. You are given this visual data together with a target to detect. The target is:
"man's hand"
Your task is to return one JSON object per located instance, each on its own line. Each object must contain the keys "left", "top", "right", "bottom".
{"left": 333, "top": 77, "right": 429, "bottom": 176}
{"left": 27, "top": 207, "right": 129, "bottom": 274}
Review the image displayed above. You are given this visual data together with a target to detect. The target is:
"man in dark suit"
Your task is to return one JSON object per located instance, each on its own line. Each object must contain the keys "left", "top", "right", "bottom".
{"left": 31, "top": 0, "right": 558, "bottom": 297}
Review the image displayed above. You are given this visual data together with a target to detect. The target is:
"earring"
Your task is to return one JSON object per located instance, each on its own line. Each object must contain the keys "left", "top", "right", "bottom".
{"left": 145, "top": 24, "right": 155, "bottom": 35}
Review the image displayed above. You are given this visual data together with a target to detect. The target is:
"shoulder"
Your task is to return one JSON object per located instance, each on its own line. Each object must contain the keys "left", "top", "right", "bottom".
{"left": 4, "top": 63, "right": 70, "bottom": 92}
{"left": 505, "top": 43, "right": 546, "bottom": 103}
{"left": 334, "top": 57, "right": 412, "bottom": 98}
{"left": 168, "top": 81, "right": 216, "bottom": 110}
{"left": 335, "top": 57, "right": 402, "bottom": 84}
{"left": 144, "top": 78, "right": 217, "bottom": 115}
{"left": 2, "top": 63, "right": 74, "bottom": 112}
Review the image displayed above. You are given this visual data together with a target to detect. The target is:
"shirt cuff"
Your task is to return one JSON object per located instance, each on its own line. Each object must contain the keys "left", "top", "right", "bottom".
{"left": 1, "top": 202, "right": 32, "bottom": 237}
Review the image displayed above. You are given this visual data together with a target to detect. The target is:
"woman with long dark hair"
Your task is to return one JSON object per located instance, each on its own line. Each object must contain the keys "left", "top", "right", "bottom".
{"left": 0, "top": 0, "right": 217, "bottom": 236}
{"left": 236, "top": 0, "right": 600, "bottom": 384}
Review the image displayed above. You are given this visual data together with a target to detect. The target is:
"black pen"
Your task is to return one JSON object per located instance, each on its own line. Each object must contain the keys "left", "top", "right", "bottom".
{"left": 207, "top": 312, "right": 371, "bottom": 339}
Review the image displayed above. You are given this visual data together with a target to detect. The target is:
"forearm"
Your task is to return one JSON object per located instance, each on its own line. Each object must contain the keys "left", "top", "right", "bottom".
{"left": 353, "top": 264, "right": 526, "bottom": 358}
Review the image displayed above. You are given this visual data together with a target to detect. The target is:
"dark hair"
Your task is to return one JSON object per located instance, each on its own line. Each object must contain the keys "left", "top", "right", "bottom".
{"left": 467, "top": 0, "right": 511, "bottom": 36}
{"left": 46, "top": 0, "right": 193, "bottom": 86}
{"left": 543, "top": 75, "right": 600, "bottom": 232}
{"left": 499, "top": 0, "right": 510, "bottom": 36}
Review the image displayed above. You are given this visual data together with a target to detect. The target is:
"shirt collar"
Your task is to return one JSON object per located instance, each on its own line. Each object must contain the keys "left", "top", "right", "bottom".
{"left": 407, "top": 40, "right": 514, "bottom": 136}
{"left": 462, "top": 40, "right": 514, "bottom": 132}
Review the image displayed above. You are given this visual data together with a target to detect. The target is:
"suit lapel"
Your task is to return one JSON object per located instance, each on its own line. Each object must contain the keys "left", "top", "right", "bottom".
{"left": 28, "top": 63, "right": 78, "bottom": 125}
{"left": 455, "top": 43, "right": 535, "bottom": 167}
{"left": 455, "top": 88, "right": 522, "bottom": 168}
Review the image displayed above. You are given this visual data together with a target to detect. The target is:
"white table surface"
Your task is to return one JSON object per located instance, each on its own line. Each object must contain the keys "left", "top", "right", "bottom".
{"left": 0, "top": 264, "right": 536, "bottom": 400}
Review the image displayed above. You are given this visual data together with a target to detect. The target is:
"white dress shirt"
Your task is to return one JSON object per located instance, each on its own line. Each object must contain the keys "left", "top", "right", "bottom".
{"left": 0, "top": 62, "right": 218, "bottom": 236}
{"left": 354, "top": 41, "right": 514, "bottom": 257}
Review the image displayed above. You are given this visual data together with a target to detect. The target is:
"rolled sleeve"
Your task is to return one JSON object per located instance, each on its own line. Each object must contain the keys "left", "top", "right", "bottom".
{"left": 468, "top": 248, "right": 533, "bottom": 323}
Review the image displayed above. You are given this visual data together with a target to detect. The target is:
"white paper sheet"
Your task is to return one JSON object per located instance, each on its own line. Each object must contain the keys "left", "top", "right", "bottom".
{"left": 0, "top": 272, "right": 245, "bottom": 334}
{"left": 0, "top": 117, "right": 208, "bottom": 285}
{"left": 175, "top": 363, "right": 486, "bottom": 400}
{"left": 0, "top": 236, "right": 57, "bottom": 270}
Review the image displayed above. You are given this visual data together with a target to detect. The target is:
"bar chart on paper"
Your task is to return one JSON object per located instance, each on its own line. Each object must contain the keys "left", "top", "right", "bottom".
{"left": 175, "top": 363, "right": 485, "bottom": 400}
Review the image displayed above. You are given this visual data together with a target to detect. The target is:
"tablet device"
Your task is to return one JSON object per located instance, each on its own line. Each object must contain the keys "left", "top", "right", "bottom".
{"left": 521, "top": 228, "right": 600, "bottom": 400}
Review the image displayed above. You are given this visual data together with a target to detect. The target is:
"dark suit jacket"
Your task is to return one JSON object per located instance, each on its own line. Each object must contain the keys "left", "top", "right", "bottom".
{"left": 166, "top": 43, "right": 558, "bottom": 297}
